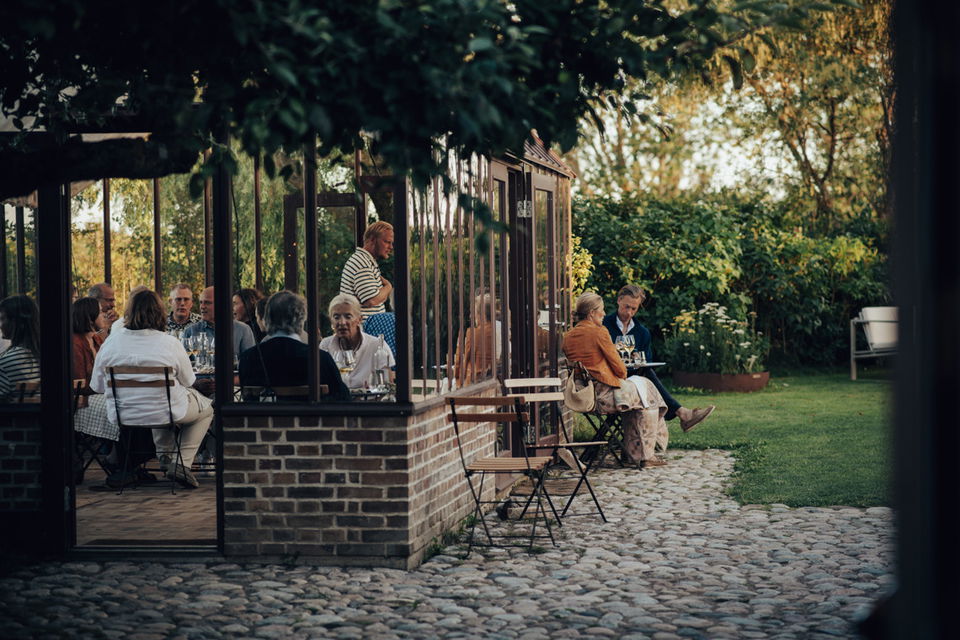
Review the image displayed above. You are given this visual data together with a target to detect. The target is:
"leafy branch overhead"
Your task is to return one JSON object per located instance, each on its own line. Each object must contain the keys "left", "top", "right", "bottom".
{"left": 0, "top": 0, "right": 852, "bottom": 203}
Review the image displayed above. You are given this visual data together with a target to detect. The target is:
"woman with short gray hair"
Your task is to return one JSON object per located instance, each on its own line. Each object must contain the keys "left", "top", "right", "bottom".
{"left": 237, "top": 290, "right": 348, "bottom": 401}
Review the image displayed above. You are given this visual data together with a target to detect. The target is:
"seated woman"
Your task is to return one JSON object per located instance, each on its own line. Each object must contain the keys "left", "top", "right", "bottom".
{"left": 238, "top": 290, "right": 348, "bottom": 401}
{"left": 233, "top": 287, "right": 265, "bottom": 343}
{"left": 0, "top": 295, "right": 41, "bottom": 402}
{"left": 320, "top": 293, "right": 395, "bottom": 391}
{"left": 90, "top": 289, "right": 214, "bottom": 489}
{"left": 562, "top": 292, "right": 669, "bottom": 469}
{"left": 454, "top": 290, "right": 501, "bottom": 387}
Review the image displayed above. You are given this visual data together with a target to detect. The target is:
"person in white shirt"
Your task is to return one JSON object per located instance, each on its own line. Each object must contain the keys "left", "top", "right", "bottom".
{"left": 320, "top": 293, "right": 395, "bottom": 390}
{"left": 90, "top": 289, "right": 213, "bottom": 489}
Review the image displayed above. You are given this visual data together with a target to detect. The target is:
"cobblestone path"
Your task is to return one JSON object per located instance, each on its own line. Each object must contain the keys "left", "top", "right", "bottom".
{"left": 0, "top": 449, "right": 893, "bottom": 639}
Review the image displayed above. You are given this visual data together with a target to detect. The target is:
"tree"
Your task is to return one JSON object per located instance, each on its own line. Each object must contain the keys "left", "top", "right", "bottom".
{"left": 1, "top": 0, "right": 850, "bottom": 209}
{"left": 568, "top": 0, "right": 890, "bottom": 233}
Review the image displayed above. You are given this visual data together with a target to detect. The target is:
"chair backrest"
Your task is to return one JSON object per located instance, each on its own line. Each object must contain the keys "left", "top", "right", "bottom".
{"left": 71, "top": 378, "right": 85, "bottom": 412}
{"left": 240, "top": 384, "right": 327, "bottom": 402}
{"left": 12, "top": 379, "right": 41, "bottom": 404}
{"left": 860, "top": 306, "right": 897, "bottom": 350}
{"left": 501, "top": 377, "right": 565, "bottom": 442}
{"left": 106, "top": 365, "right": 176, "bottom": 428}
{"left": 448, "top": 395, "right": 531, "bottom": 465}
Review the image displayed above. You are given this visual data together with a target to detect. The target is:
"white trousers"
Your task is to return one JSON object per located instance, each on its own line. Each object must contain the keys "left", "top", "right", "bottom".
{"left": 151, "top": 387, "right": 213, "bottom": 468}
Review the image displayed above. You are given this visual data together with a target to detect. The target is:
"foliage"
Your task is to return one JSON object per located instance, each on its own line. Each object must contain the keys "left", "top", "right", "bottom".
{"left": 664, "top": 302, "right": 769, "bottom": 374}
{"left": 1, "top": 0, "right": 852, "bottom": 219}
{"left": 569, "top": 0, "right": 891, "bottom": 234}
{"left": 572, "top": 192, "right": 889, "bottom": 365}
{"left": 569, "top": 235, "right": 593, "bottom": 301}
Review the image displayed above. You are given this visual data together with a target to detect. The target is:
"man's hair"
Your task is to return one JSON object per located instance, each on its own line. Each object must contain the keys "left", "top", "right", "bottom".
{"left": 168, "top": 283, "right": 192, "bottom": 298}
{"left": 363, "top": 221, "right": 393, "bottom": 244}
{"left": 574, "top": 292, "right": 604, "bottom": 321}
{"left": 265, "top": 290, "right": 306, "bottom": 335}
{"left": 71, "top": 297, "right": 101, "bottom": 334}
{"left": 328, "top": 293, "right": 362, "bottom": 317}
{"left": 125, "top": 290, "right": 166, "bottom": 331}
{"left": 87, "top": 282, "right": 111, "bottom": 300}
{"left": 616, "top": 284, "right": 646, "bottom": 305}
{"left": 0, "top": 295, "right": 40, "bottom": 357}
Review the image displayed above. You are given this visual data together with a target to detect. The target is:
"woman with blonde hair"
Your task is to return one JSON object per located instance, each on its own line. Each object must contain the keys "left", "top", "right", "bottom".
{"left": 562, "top": 292, "right": 668, "bottom": 468}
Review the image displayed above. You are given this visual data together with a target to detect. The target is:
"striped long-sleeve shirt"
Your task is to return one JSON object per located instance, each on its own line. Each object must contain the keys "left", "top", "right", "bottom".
{"left": 0, "top": 345, "right": 41, "bottom": 402}
{"left": 340, "top": 247, "right": 385, "bottom": 318}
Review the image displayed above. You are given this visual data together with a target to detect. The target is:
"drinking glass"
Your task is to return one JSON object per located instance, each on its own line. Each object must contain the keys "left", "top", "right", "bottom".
{"left": 336, "top": 349, "right": 356, "bottom": 375}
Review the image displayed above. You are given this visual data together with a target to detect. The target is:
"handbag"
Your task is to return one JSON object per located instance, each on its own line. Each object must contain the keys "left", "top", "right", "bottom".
{"left": 564, "top": 363, "right": 596, "bottom": 412}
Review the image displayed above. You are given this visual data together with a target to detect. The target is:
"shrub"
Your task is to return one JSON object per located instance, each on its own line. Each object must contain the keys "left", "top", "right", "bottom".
{"left": 572, "top": 193, "right": 889, "bottom": 366}
{"left": 663, "top": 303, "right": 770, "bottom": 374}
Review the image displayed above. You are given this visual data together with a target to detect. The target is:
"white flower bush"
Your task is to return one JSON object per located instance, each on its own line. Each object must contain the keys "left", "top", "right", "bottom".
{"left": 664, "top": 302, "right": 769, "bottom": 374}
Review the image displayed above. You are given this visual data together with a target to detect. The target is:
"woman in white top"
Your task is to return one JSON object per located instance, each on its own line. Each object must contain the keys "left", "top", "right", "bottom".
{"left": 90, "top": 289, "right": 213, "bottom": 489}
{"left": 320, "top": 293, "right": 395, "bottom": 390}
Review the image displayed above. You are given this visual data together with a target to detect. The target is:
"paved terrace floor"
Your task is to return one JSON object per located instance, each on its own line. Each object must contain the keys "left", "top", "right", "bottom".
{"left": 0, "top": 449, "right": 893, "bottom": 639}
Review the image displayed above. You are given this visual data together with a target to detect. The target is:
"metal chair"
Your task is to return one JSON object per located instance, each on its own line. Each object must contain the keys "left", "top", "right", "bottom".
{"left": 12, "top": 379, "right": 41, "bottom": 403}
{"left": 448, "top": 395, "right": 558, "bottom": 554}
{"left": 500, "top": 377, "right": 607, "bottom": 522}
{"left": 850, "top": 306, "right": 897, "bottom": 380}
{"left": 566, "top": 362, "right": 630, "bottom": 469}
{"left": 70, "top": 378, "right": 114, "bottom": 483}
{"left": 240, "top": 384, "right": 327, "bottom": 402}
{"left": 106, "top": 365, "right": 184, "bottom": 495}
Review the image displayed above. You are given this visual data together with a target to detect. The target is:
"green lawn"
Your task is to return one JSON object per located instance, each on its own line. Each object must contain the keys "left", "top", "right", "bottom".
{"left": 579, "top": 370, "right": 891, "bottom": 507}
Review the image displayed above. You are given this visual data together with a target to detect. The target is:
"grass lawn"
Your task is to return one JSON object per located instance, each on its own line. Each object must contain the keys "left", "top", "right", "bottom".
{"left": 579, "top": 369, "right": 891, "bottom": 508}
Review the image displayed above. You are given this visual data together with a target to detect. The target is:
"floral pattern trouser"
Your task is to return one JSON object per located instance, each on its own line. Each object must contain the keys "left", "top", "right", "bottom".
{"left": 594, "top": 380, "right": 668, "bottom": 463}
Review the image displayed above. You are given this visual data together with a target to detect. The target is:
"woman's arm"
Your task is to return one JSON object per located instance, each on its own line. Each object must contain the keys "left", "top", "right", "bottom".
{"left": 598, "top": 331, "right": 627, "bottom": 379}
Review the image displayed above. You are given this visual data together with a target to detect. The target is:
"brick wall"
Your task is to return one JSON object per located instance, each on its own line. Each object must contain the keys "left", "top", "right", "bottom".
{"left": 221, "top": 402, "right": 495, "bottom": 569}
{"left": 0, "top": 409, "right": 43, "bottom": 513}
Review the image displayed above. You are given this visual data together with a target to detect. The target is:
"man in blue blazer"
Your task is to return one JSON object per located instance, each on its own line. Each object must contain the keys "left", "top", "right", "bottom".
{"left": 603, "top": 285, "right": 714, "bottom": 432}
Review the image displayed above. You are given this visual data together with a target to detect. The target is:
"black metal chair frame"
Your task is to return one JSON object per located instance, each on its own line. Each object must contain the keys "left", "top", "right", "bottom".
{"left": 107, "top": 365, "right": 186, "bottom": 495}
{"left": 567, "top": 363, "right": 630, "bottom": 469}
{"left": 499, "top": 377, "right": 607, "bottom": 523}
{"left": 449, "top": 395, "right": 560, "bottom": 554}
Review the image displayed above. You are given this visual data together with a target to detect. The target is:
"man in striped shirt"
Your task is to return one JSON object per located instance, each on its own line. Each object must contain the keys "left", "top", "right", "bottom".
{"left": 340, "top": 221, "right": 394, "bottom": 320}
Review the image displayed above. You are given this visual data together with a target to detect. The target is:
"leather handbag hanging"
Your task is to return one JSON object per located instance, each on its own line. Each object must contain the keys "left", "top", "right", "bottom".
{"left": 564, "top": 362, "right": 596, "bottom": 412}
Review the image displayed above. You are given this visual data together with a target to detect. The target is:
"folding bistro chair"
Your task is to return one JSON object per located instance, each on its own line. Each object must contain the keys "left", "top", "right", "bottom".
{"left": 500, "top": 377, "right": 607, "bottom": 522}
{"left": 448, "top": 395, "right": 558, "bottom": 554}
{"left": 12, "top": 379, "right": 41, "bottom": 403}
{"left": 240, "top": 384, "right": 327, "bottom": 402}
{"left": 107, "top": 365, "right": 185, "bottom": 495}
{"left": 567, "top": 362, "right": 630, "bottom": 469}
{"left": 71, "top": 379, "right": 113, "bottom": 483}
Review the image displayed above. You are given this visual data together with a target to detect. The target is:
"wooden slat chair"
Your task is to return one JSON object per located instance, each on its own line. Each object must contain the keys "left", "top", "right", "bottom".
{"left": 448, "top": 395, "right": 558, "bottom": 554}
{"left": 240, "top": 384, "right": 328, "bottom": 402}
{"left": 501, "top": 377, "right": 607, "bottom": 523}
{"left": 12, "top": 379, "right": 41, "bottom": 403}
{"left": 107, "top": 365, "right": 185, "bottom": 495}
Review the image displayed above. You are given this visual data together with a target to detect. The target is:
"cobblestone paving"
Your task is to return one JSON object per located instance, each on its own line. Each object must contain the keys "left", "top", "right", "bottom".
{"left": 0, "top": 449, "right": 894, "bottom": 639}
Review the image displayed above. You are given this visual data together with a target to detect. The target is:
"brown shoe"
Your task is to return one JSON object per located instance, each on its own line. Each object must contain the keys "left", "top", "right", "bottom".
{"left": 680, "top": 405, "right": 715, "bottom": 432}
{"left": 639, "top": 457, "right": 667, "bottom": 469}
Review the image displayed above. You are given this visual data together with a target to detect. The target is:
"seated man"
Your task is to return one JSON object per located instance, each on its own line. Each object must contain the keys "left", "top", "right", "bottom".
{"left": 88, "top": 282, "right": 119, "bottom": 334}
{"left": 182, "top": 286, "right": 256, "bottom": 357}
{"left": 167, "top": 283, "right": 200, "bottom": 334}
{"left": 238, "top": 290, "right": 348, "bottom": 401}
{"left": 320, "top": 293, "right": 395, "bottom": 390}
{"left": 603, "top": 284, "right": 714, "bottom": 432}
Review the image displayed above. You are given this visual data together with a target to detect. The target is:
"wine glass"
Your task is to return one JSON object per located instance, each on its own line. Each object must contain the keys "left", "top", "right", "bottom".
{"left": 614, "top": 336, "right": 627, "bottom": 360}
{"left": 336, "top": 349, "right": 356, "bottom": 376}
